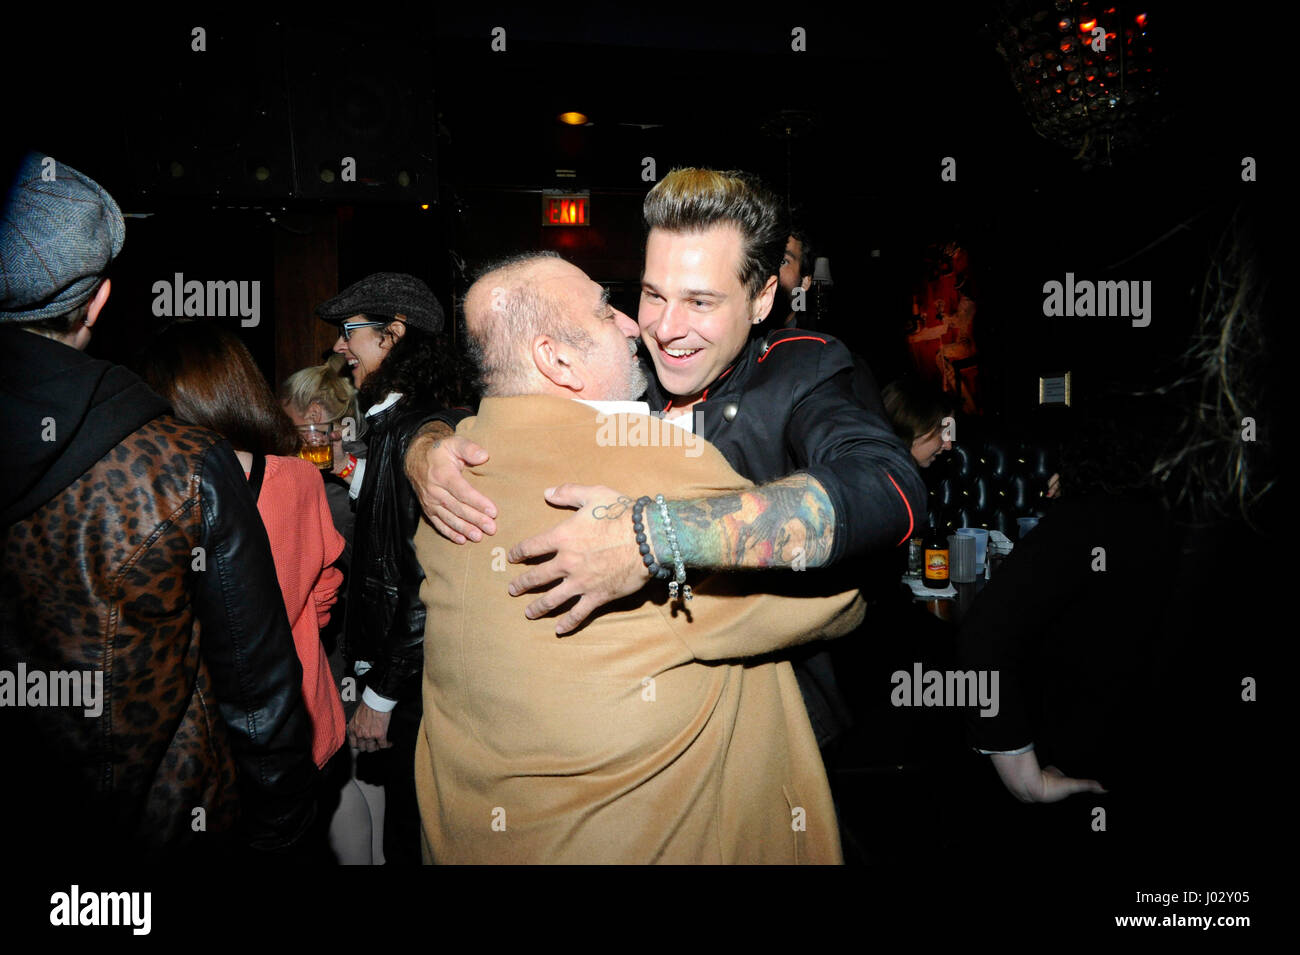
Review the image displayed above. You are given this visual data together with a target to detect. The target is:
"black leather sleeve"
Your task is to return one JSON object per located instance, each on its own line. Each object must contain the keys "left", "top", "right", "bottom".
{"left": 194, "top": 440, "right": 317, "bottom": 850}
{"left": 790, "top": 339, "right": 927, "bottom": 563}
{"left": 370, "top": 485, "right": 430, "bottom": 703}
{"left": 432, "top": 405, "right": 474, "bottom": 427}
{"left": 365, "top": 409, "right": 440, "bottom": 703}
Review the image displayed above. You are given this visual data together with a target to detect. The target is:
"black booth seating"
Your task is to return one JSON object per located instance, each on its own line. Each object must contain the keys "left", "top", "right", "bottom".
{"left": 924, "top": 425, "right": 1058, "bottom": 540}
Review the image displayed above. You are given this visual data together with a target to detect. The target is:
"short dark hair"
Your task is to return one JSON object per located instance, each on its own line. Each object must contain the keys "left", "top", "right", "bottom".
{"left": 787, "top": 226, "right": 815, "bottom": 281}
{"left": 23, "top": 302, "right": 88, "bottom": 337}
{"left": 643, "top": 168, "right": 786, "bottom": 303}
{"left": 464, "top": 251, "right": 594, "bottom": 397}
{"left": 472, "top": 250, "right": 563, "bottom": 283}
{"left": 19, "top": 272, "right": 110, "bottom": 338}
{"left": 137, "top": 321, "right": 299, "bottom": 456}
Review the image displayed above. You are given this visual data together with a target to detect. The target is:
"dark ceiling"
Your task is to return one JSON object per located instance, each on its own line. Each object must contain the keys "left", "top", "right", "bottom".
{"left": 8, "top": 3, "right": 1278, "bottom": 205}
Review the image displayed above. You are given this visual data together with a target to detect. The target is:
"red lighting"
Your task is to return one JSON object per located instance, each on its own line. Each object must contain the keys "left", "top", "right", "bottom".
{"left": 1080, "top": 18, "right": 1097, "bottom": 31}
{"left": 542, "top": 195, "right": 590, "bottom": 227}
{"left": 1136, "top": 13, "right": 1148, "bottom": 26}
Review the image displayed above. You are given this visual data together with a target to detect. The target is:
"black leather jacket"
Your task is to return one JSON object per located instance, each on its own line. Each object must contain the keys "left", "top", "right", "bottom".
{"left": 2, "top": 327, "right": 316, "bottom": 857}
{"left": 644, "top": 326, "right": 926, "bottom": 560}
{"left": 191, "top": 437, "right": 320, "bottom": 850}
{"left": 644, "top": 326, "right": 924, "bottom": 748}
{"left": 342, "top": 395, "right": 444, "bottom": 704}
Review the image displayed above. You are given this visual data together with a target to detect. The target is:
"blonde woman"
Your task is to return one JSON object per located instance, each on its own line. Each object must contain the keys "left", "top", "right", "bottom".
{"left": 281, "top": 356, "right": 386, "bottom": 863}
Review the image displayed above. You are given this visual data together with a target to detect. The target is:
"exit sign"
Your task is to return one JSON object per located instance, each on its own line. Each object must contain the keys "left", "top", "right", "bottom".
{"left": 542, "top": 193, "right": 590, "bottom": 226}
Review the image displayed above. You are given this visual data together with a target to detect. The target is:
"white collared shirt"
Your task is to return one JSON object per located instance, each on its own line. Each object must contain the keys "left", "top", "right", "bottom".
{"left": 573, "top": 398, "right": 695, "bottom": 433}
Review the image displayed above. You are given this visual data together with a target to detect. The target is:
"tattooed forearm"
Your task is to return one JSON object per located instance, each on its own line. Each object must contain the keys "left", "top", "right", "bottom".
{"left": 646, "top": 474, "right": 835, "bottom": 570}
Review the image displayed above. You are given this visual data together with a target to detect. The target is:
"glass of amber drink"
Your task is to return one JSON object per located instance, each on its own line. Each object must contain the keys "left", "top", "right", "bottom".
{"left": 297, "top": 423, "right": 333, "bottom": 470}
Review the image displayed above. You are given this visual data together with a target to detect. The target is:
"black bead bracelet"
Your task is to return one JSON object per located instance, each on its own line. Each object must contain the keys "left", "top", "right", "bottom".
{"left": 632, "top": 495, "right": 672, "bottom": 580}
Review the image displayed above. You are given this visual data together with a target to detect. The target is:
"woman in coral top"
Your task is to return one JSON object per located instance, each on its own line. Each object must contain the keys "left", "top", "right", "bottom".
{"left": 139, "top": 321, "right": 347, "bottom": 769}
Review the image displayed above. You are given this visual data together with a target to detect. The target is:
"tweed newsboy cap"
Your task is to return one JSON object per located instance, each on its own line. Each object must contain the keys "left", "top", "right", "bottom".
{"left": 0, "top": 151, "right": 125, "bottom": 323}
{"left": 315, "top": 271, "right": 444, "bottom": 333}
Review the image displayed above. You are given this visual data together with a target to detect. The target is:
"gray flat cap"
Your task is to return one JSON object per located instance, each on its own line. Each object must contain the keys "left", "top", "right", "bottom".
{"left": 1, "top": 151, "right": 125, "bottom": 323}
{"left": 315, "top": 271, "right": 444, "bottom": 333}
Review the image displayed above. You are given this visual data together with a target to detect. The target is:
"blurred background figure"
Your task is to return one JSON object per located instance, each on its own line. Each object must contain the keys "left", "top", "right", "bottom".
{"left": 954, "top": 206, "right": 1276, "bottom": 874}
{"left": 280, "top": 354, "right": 360, "bottom": 562}
{"left": 905, "top": 240, "right": 980, "bottom": 416}
{"left": 881, "top": 375, "right": 957, "bottom": 469}
{"left": 775, "top": 226, "right": 815, "bottom": 329}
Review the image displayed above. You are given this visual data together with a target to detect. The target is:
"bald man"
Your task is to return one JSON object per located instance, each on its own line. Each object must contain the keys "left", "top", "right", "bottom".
{"left": 413, "top": 251, "right": 864, "bottom": 863}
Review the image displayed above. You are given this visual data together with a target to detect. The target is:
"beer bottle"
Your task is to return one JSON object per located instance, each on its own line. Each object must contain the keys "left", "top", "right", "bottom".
{"left": 923, "top": 513, "right": 950, "bottom": 589}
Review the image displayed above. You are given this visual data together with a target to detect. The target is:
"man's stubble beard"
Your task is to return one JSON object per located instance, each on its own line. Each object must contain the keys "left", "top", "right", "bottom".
{"left": 621, "top": 344, "right": 649, "bottom": 401}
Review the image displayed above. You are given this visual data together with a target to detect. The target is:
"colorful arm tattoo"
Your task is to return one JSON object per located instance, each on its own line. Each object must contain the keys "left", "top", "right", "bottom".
{"left": 646, "top": 473, "right": 836, "bottom": 571}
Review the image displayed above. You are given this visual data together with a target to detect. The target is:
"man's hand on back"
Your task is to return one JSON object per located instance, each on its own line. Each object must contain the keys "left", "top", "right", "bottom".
{"left": 405, "top": 421, "right": 498, "bottom": 542}
{"left": 506, "top": 484, "right": 650, "bottom": 635}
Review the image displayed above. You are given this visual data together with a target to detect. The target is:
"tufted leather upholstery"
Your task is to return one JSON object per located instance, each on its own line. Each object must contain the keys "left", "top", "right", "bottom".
{"left": 924, "top": 425, "right": 1057, "bottom": 538}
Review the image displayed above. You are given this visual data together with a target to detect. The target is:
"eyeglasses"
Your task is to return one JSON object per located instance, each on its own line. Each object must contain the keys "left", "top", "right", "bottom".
{"left": 339, "top": 317, "right": 407, "bottom": 341}
{"left": 339, "top": 320, "right": 386, "bottom": 342}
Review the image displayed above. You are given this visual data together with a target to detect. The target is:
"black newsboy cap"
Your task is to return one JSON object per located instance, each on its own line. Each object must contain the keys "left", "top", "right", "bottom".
{"left": 315, "top": 272, "right": 444, "bottom": 333}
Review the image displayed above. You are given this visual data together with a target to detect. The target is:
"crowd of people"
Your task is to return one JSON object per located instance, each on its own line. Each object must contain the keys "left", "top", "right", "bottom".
{"left": 1, "top": 152, "right": 1272, "bottom": 865}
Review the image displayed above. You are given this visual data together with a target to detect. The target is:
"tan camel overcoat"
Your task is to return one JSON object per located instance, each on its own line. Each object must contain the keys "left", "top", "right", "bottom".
{"left": 415, "top": 396, "right": 864, "bottom": 864}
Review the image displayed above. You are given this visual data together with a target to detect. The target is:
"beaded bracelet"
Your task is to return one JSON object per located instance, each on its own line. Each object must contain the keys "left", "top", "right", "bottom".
{"left": 654, "top": 494, "right": 692, "bottom": 601}
{"left": 632, "top": 496, "right": 672, "bottom": 580}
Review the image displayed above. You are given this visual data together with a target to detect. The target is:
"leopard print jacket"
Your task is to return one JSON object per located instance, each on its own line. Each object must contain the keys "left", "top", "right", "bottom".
{"left": 1, "top": 415, "right": 315, "bottom": 857}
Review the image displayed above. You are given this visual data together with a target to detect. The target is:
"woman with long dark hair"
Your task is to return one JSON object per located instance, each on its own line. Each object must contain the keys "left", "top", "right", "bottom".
{"left": 139, "top": 321, "right": 347, "bottom": 773}
{"left": 881, "top": 375, "right": 958, "bottom": 469}
{"left": 315, "top": 271, "right": 455, "bottom": 865}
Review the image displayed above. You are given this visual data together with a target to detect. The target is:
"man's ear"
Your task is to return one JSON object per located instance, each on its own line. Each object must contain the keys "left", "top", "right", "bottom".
{"left": 84, "top": 278, "right": 112, "bottom": 328}
{"left": 800, "top": 274, "right": 813, "bottom": 292}
{"left": 751, "top": 275, "right": 778, "bottom": 324}
{"left": 531, "top": 334, "right": 584, "bottom": 392}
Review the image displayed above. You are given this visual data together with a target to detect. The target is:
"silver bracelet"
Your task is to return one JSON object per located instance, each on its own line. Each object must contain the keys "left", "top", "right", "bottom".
{"left": 654, "top": 494, "right": 692, "bottom": 601}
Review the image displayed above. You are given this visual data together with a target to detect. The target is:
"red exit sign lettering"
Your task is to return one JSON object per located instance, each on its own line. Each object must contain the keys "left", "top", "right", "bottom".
{"left": 542, "top": 194, "right": 590, "bottom": 226}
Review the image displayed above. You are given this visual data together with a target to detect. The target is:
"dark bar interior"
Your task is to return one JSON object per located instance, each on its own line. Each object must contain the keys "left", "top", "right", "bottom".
{"left": 3, "top": 1, "right": 1279, "bottom": 933}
